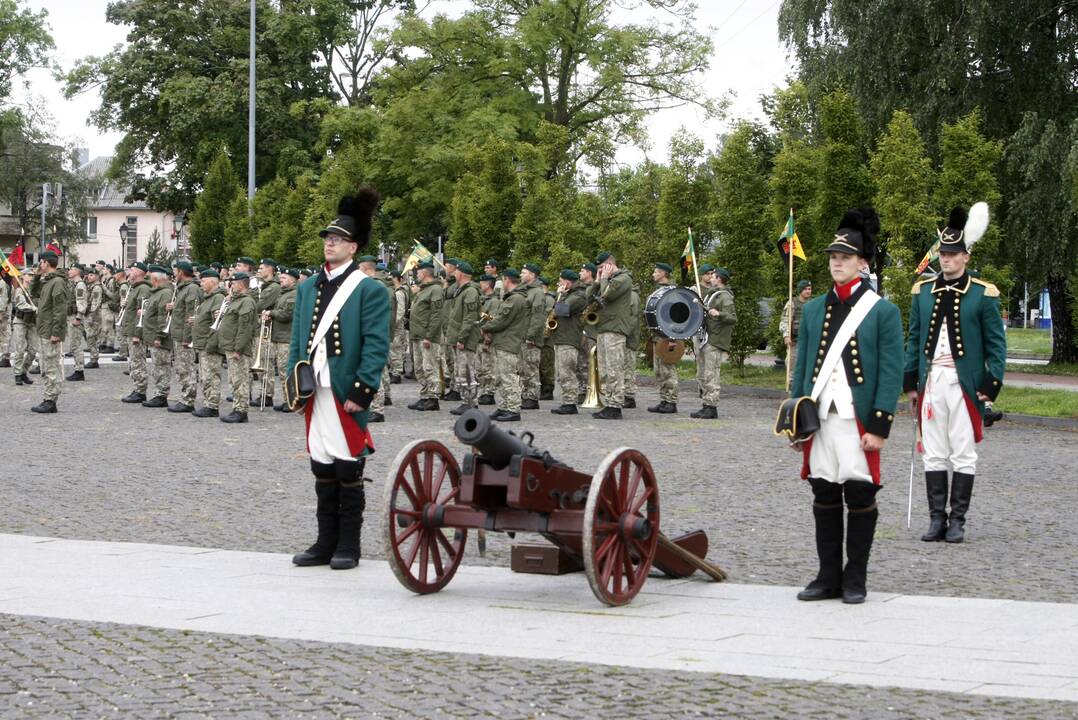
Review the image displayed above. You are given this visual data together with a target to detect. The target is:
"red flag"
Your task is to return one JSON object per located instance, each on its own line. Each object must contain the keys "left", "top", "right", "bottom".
{"left": 45, "top": 242, "right": 62, "bottom": 255}
{"left": 8, "top": 235, "right": 24, "bottom": 266}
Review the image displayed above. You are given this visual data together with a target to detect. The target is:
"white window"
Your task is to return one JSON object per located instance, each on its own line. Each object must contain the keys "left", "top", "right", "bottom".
{"left": 85, "top": 216, "right": 98, "bottom": 242}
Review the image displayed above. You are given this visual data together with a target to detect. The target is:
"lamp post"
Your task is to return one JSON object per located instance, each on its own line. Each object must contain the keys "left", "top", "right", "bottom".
{"left": 119, "top": 223, "right": 129, "bottom": 267}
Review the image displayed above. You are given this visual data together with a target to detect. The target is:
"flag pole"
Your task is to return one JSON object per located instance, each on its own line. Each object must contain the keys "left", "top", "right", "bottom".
{"left": 785, "top": 209, "right": 795, "bottom": 393}
{"left": 689, "top": 226, "right": 702, "bottom": 299}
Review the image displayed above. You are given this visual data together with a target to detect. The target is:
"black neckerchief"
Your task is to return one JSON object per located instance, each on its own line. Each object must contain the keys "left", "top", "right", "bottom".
{"left": 935, "top": 272, "right": 968, "bottom": 291}
{"left": 313, "top": 261, "right": 357, "bottom": 330}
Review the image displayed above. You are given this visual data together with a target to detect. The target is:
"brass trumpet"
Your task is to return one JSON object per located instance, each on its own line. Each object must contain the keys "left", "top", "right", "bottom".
{"left": 480, "top": 310, "right": 494, "bottom": 323}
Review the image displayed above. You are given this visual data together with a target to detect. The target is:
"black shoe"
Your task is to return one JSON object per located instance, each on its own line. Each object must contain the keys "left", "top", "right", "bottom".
{"left": 404, "top": 371, "right": 416, "bottom": 380}
{"left": 192, "top": 406, "right": 219, "bottom": 418}
{"left": 123, "top": 370, "right": 130, "bottom": 375}
{"left": 492, "top": 410, "right": 521, "bottom": 422}
{"left": 225, "top": 395, "right": 234, "bottom": 402}
{"left": 984, "top": 406, "right": 1003, "bottom": 427}
{"left": 414, "top": 398, "right": 439, "bottom": 411}
{"left": 84, "top": 360, "right": 100, "bottom": 369}
{"left": 477, "top": 394, "right": 495, "bottom": 406}
{"left": 407, "top": 399, "right": 423, "bottom": 410}
{"left": 167, "top": 402, "right": 194, "bottom": 413}
{"left": 111, "top": 356, "right": 127, "bottom": 362}
{"left": 796, "top": 584, "right": 843, "bottom": 601}
{"left": 623, "top": 397, "right": 636, "bottom": 409}
{"left": 121, "top": 392, "right": 147, "bottom": 404}
{"left": 253, "top": 395, "right": 273, "bottom": 407}
{"left": 66, "top": 370, "right": 85, "bottom": 382}
{"left": 449, "top": 403, "right": 474, "bottom": 416}
{"left": 220, "top": 411, "right": 249, "bottom": 423}
{"left": 798, "top": 501, "right": 844, "bottom": 601}
{"left": 383, "top": 396, "right": 393, "bottom": 407}
{"left": 550, "top": 404, "right": 578, "bottom": 415}
{"left": 442, "top": 390, "right": 461, "bottom": 401}
{"left": 945, "top": 472, "right": 974, "bottom": 543}
{"left": 647, "top": 401, "right": 678, "bottom": 414}
{"left": 31, "top": 399, "right": 57, "bottom": 413}
{"left": 592, "top": 407, "right": 622, "bottom": 420}
{"left": 390, "top": 374, "right": 402, "bottom": 384}
{"left": 293, "top": 476, "right": 339, "bottom": 566}
{"left": 141, "top": 396, "right": 168, "bottom": 408}
{"left": 920, "top": 471, "right": 949, "bottom": 542}
{"left": 368, "top": 411, "right": 385, "bottom": 422}
{"left": 29, "top": 366, "right": 40, "bottom": 374}
{"left": 330, "top": 478, "right": 365, "bottom": 570}
{"left": 539, "top": 389, "right": 554, "bottom": 401}
{"left": 690, "top": 405, "right": 717, "bottom": 419}
{"left": 273, "top": 403, "right": 291, "bottom": 412}
{"left": 521, "top": 398, "right": 540, "bottom": 410}
{"left": 0, "top": 358, "right": 10, "bottom": 368}
{"left": 16, "top": 374, "right": 32, "bottom": 385}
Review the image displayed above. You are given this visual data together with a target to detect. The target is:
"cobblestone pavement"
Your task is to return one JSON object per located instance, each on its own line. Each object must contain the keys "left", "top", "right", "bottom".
{"left": 2, "top": 614, "right": 1075, "bottom": 720}
{"left": 2, "top": 361, "right": 1076, "bottom": 603}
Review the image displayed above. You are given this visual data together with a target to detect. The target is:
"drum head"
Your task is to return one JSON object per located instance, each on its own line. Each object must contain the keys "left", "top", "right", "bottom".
{"left": 644, "top": 286, "right": 704, "bottom": 340}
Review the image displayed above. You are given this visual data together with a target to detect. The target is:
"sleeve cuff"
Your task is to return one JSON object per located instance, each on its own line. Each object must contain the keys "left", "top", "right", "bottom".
{"left": 347, "top": 379, "right": 378, "bottom": 410}
{"left": 864, "top": 408, "right": 895, "bottom": 438}
{"left": 903, "top": 370, "right": 919, "bottom": 394}
{"left": 978, "top": 374, "right": 1003, "bottom": 401}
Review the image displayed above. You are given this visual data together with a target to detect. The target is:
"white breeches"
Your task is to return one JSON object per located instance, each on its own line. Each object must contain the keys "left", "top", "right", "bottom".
{"left": 809, "top": 414, "right": 872, "bottom": 485}
{"left": 308, "top": 387, "right": 352, "bottom": 464}
{"left": 920, "top": 367, "right": 977, "bottom": 474}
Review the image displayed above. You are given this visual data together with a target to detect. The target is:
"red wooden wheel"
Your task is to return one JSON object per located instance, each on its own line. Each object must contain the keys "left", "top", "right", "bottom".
{"left": 582, "top": 447, "right": 660, "bottom": 606}
{"left": 382, "top": 439, "right": 467, "bottom": 594}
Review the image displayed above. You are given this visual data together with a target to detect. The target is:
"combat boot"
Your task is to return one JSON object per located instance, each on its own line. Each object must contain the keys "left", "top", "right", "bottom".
{"left": 443, "top": 389, "right": 462, "bottom": 402}
{"left": 520, "top": 398, "right": 540, "bottom": 410}
{"left": 539, "top": 389, "right": 554, "bottom": 401}
{"left": 414, "top": 398, "right": 439, "bottom": 411}
{"left": 330, "top": 460, "right": 366, "bottom": 570}
{"left": 65, "top": 370, "right": 85, "bottom": 382}
{"left": 591, "top": 406, "right": 622, "bottom": 420}
{"left": 84, "top": 360, "right": 100, "bottom": 369}
{"left": 945, "top": 472, "right": 975, "bottom": 543}
{"left": 367, "top": 411, "right": 385, "bottom": 422}
{"left": 550, "top": 404, "right": 578, "bottom": 415}
{"left": 390, "top": 374, "right": 402, "bottom": 384}
{"left": 167, "top": 402, "right": 194, "bottom": 413}
{"left": 192, "top": 406, "right": 219, "bottom": 418}
{"left": 690, "top": 405, "right": 717, "bottom": 419}
{"left": 220, "top": 410, "right": 249, "bottom": 423}
{"left": 623, "top": 397, "right": 636, "bottom": 409}
{"left": 477, "top": 394, "right": 495, "bottom": 406}
{"left": 449, "top": 403, "right": 474, "bottom": 416}
{"left": 797, "top": 501, "right": 844, "bottom": 601}
{"left": 842, "top": 503, "right": 878, "bottom": 604}
{"left": 16, "top": 374, "right": 33, "bottom": 385}
{"left": 30, "top": 399, "right": 57, "bottom": 413}
{"left": 0, "top": 358, "right": 10, "bottom": 368}
{"left": 141, "top": 395, "right": 168, "bottom": 408}
{"left": 492, "top": 410, "right": 521, "bottom": 422}
{"left": 647, "top": 401, "right": 677, "bottom": 414}
{"left": 920, "top": 471, "right": 949, "bottom": 541}
{"left": 384, "top": 395, "right": 392, "bottom": 407}
{"left": 111, "top": 355, "right": 127, "bottom": 362}
{"left": 121, "top": 391, "right": 146, "bottom": 404}
{"left": 293, "top": 463, "right": 338, "bottom": 566}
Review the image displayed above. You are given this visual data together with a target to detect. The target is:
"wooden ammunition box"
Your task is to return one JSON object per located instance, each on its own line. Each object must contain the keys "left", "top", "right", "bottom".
{"left": 510, "top": 544, "right": 583, "bottom": 575}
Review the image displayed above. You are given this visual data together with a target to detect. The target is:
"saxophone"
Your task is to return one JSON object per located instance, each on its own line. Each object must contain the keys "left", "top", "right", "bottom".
{"left": 544, "top": 288, "right": 565, "bottom": 336}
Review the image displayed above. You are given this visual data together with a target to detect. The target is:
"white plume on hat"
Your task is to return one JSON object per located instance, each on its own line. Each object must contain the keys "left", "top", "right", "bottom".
{"left": 964, "top": 202, "right": 990, "bottom": 251}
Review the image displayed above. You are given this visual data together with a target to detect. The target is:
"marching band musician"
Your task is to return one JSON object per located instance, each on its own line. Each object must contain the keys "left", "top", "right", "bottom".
{"left": 216, "top": 271, "right": 257, "bottom": 423}
{"left": 11, "top": 274, "right": 38, "bottom": 387}
{"left": 192, "top": 269, "right": 227, "bottom": 418}
{"left": 267, "top": 268, "right": 299, "bottom": 413}
{"left": 65, "top": 264, "right": 88, "bottom": 382}
{"left": 29, "top": 250, "right": 69, "bottom": 414}
{"left": 389, "top": 269, "right": 409, "bottom": 385}
{"left": 140, "top": 265, "right": 175, "bottom": 408}
{"left": 251, "top": 259, "right": 281, "bottom": 407}
{"left": 167, "top": 261, "right": 202, "bottom": 413}
{"left": 790, "top": 209, "right": 903, "bottom": 605}
{"left": 549, "top": 269, "right": 588, "bottom": 415}
{"left": 518, "top": 263, "right": 546, "bottom": 410}
{"left": 479, "top": 268, "right": 528, "bottom": 422}
{"left": 110, "top": 267, "right": 129, "bottom": 361}
{"left": 904, "top": 206, "right": 1006, "bottom": 544}
{"left": 120, "top": 262, "right": 153, "bottom": 405}
{"left": 691, "top": 267, "right": 736, "bottom": 420}
{"left": 83, "top": 266, "right": 104, "bottom": 370}
{"left": 408, "top": 260, "right": 444, "bottom": 412}
{"left": 476, "top": 273, "right": 499, "bottom": 405}
{"left": 647, "top": 262, "right": 680, "bottom": 414}
{"left": 577, "top": 262, "right": 597, "bottom": 404}
{"left": 590, "top": 251, "right": 634, "bottom": 420}
{"left": 288, "top": 188, "right": 387, "bottom": 571}
{"left": 448, "top": 261, "right": 482, "bottom": 416}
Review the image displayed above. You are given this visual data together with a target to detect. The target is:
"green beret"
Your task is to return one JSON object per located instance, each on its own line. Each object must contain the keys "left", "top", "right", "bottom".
{"left": 306, "top": 267, "right": 318, "bottom": 275}
{"left": 595, "top": 251, "right": 612, "bottom": 264}
{"left": 259, "top": 258, "right": 277, "bottom": 268}
{"left": 175, "top": 260, "right": 194, "bottom": 274}
{"left": 95, "top": 259, "right": 105, "bottom": 265}
{"left": 479, "top": 274, "right": 496, "bottom": 283}
{"left": 444, "top": 257, "right": 459, "bottom": 266}
{"left": 39, "top": 251, "right": 59, "bottom": 263}
{"left": 231, "top": 271, "right": 251, "bottom": 281}
{"left": 236, "top": 256, "right": 256, "bottom": 267}
{"left": 522, "top": 262, "right": 541, "bottom": 274}
{"left": 560, "top": 269, "right": 579, "bottom": 281}
{"left": 715, "top": 267, "right": 731, "bottom": 281}
{"left": 456, "top": 260, "right": 474, "bottom": 275}
{"left": 128, "top": 261, "right": 147, "bottom": 272}
{"left": 389, "top": 269, "right": 402, "bottom": 279}
{"left": 210, "top": 262, "right": 223, "bottom": 270}
{"left": 282, "top": 267, "right": 301, "bottom": 278}
{"left": 698, "top": 263, "right": 715, "bottom": 274}
{"left": 797, "top": 279, "right": 812, "bottom": 292}
{"left": 200, "top": 269, "right": 220, "bottom": 279}
{"left": 484, "top": 258, "right": 500, "bottom": 268}
{"left": 147, "top": 264, "right": 168, "bottom": 274}
{"left": 538, "top": 276, "right": 550, "bottom": 286}
{"left": 357, "top": 255, "right": 377, "bottom": 263}
{"left": 417, "top": 259, "right": 434, "bottom": 269}
{"left": 503, "top": 268, "right": 521, "bottom": 280}
{"left": 654, "top": 262, "right": 673, "bottom": 273}
{"left": 581, "top": 262, "right": 597, "bottom": 274}
{"left": 112, "top": 266, "right": 124, "bottom": 274}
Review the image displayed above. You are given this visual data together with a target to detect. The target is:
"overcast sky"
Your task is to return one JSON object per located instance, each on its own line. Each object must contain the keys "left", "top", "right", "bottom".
{"left": 19, "top": 0, "right": 793, "bottom": 166}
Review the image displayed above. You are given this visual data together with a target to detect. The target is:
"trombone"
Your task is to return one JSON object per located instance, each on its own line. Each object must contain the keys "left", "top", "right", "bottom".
{"left": 251, "top": 315, "right": 273, "bottom": 411}
{"left": 581, "top": 346, "right": 602, "bottom": 408}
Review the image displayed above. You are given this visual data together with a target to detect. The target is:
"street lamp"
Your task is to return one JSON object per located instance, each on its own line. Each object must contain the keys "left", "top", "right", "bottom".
{"left": 119, "top": 223, "right": 129, "bottom": 267}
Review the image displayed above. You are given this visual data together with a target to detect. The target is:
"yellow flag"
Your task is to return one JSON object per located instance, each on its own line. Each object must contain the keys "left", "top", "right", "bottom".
{"left": 401, "top": 241, "right": 434, "bottom": 273}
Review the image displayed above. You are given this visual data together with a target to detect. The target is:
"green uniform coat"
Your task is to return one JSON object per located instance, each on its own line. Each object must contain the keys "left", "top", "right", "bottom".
{"left": 142, "top": 285, "right": 174, "bottom": 350}
{"left": 215, "top": 292, "right": 257, "bottom": 355}
{"left": 171, "top": 279, "right": 203, "bottom": 346}
{"left": 269, "top": 286, "right": 297, "bottom": 344}
{"left": 410, "top": 280, "right": 445, "bottom": 343}
{"left": 193, "top": 287, "right": 226, "bottom": 352}
{"left": 704, "top": 287, "right": 737, "bottom": 351}
{"left": 593, "top": 270, "right": 633, "bottom": 337}
{"left": 120, "top": 281, "right": 151, "bottom": 339}
{"left": 451, "top": 281, "right": 482, "bottom": 352}
{"left": 550, "top": 283, "right": 588, "bottom": 348}
{"left": 33, "top": 271, "right": 69, "bottom": 340}
{"left": 481, "top": 286, "right": 529, "bottom": 354}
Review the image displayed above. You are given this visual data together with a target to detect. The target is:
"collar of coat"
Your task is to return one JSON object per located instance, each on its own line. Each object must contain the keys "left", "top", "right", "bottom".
{"left": 931, "top": 272, "right": 971, "bottom": 294}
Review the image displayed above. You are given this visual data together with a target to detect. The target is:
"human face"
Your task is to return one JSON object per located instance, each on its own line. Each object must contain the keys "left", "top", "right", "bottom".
{"left": 200, "top": 277, "right": 219, "bottom": 294}
{"left": 520, "top": 268, "right": 536, "bottom": 285}
{"left": 231, "top": 278, "right": 249, "bottom": 294}
{"left": 580, "top": 269, "right": 594, "bottom": 283}
{"left": 280, "top": 274, "right": 296, "bottom": 289}
{"left": 652, "top": 268, "right": 667, "bottom": 283}
{"left": 799, "top": 285, "right": 813, "bottom": 300}
{"left": 558, "top": 278, "right": 572, "bottom": 293}
{"left": 322, "top": 233, "right": 356, "bottom": 267}
{"left": 938, "top": 250, "right": 969, "bottom": 279}
{"left": 829, "top": 251, "right": 861, "bottom": 286}
{"left": 258, "top": 264, "right": 275, "bottom": 280}
{"left": 484, "top": 264, "right": 496, "bottom": 276}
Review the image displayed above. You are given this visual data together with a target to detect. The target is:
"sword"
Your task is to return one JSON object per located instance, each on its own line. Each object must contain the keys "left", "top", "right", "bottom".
{"left": 907, "top": 401, "right": 919, "bottom": 530}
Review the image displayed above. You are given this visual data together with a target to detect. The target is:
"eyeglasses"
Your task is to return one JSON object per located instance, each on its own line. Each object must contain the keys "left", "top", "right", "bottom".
{"left": 323, "top": 236, "right": 352, "bottom": 246}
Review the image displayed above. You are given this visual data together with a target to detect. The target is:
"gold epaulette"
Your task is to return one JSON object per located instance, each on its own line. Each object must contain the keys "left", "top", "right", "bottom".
{"left": 911, "top": 279, "right": 930, "bottom": 295}
{"left": 971, "top": 278, "right": 1000, "bottom": 297}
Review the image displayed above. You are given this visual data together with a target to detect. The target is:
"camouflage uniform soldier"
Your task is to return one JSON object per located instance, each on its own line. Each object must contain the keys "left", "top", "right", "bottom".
{"left": 480, "top": 269, "right": 528, "bottom": 422}
{"left": 539, "top": 277, "right": 556, "bottom": 400}
{"left": 192, "top": 270, "right": 227, "bottom": 417}
{"left": 647, "top": 263, "right": 680, "bottom": 414}
{"left": 408, "top": 261, "right": 444, "bottom": 411}
{"left": 448, "top": 261, "right": 481, "bottom": 415}
{"left": 577, "top": 263, "right": 597, "bottom": 403}
{"left": 30, "top": 251, "right": 69, "bottom": 413}
{"left": 694, "top": 264, "right": 716, "bottom": 397}
{"left": 549, "top": 269, "right": 588, "bottom": 415}
{"left": 83, "top": 268, "right": 104, "bottom": 369}
{"left": 518, "top": 263, "right": 545, "bottom": 409}
{"left": 358, "top": 256, "right": 393, "bottom": 421}
{"left": 0, "top": 275, "right": 10, "bottom": 367}
{"left": 110, "top": 269, "right": 130, "bottom": 361}
{"left": 120, "top": 263, "right": 152, "bottom": 403}
{"left": 217, "top": 272, "right": 257, "bottom": 422}
{"left": 251, "top": 259, "right": 281, "bottom": 406}
{"left": 590, "top": 251, "right": 633, "bottom": 420}
{"left": 268, "top": 268, "right": 299, "bottom": 412}
{"left": 389, "top": 270, "right": 408, "bottom": 382}
{"left": 167, "top": 261, "right": 202, "bottom": 412}
{"left": 476, "top": 274, "right": 499, "bottom": 405}
{"left": 622, "top": 278, "right": 641, "bottom": 408}
{"left": 781, "top": 279, "right": 813, "bottom": 378}
{"left": 97, "top": 264, "right": 117, "bottom": 352}
{"left": 65, "top": 265, "right": 88, "bottom": 381}
{"left": 11, "top": 275, "right": 39, "bottom": 386}
{"left": 140, "top": 266, "right": 175, "bottom": 407}
{"left": 692, "top": 267, "right": 737, "bottom": 419}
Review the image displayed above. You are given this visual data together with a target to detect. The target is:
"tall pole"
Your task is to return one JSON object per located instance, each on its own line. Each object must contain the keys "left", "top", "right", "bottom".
{"left": 785, "top": 209, "right": 795, "bottom": 392}
{"left": 247, "top": 0, "right": 256, "bottom": 209}
{"left": 40, "top": 182, "right": 47, "bottom": 250}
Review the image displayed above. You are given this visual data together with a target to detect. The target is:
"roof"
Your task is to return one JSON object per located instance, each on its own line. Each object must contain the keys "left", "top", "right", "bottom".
{"left": 79, "top": 156, "right": 151, "bottom": 211}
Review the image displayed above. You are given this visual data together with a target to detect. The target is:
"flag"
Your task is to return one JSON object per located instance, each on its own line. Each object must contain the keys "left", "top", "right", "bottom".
{"left": 8, "top": 233, "right": 25, "bottom": 267}
{"left": 777, "top": 210, "right": 806, "bottom": 262}
{"left": 401, "top": 240, "right": 435, "bottom": 273}
{"left": 0, "top": 247, "right": 22, "bottom": 287}
{"left": 44, "top": 242, "right": 61, "bottom": 256}
{"left": 680, "top": 228, "right": 695, "bottom": 284}
{"left": 915, "top": 238, "right": 940, "bottom": 275}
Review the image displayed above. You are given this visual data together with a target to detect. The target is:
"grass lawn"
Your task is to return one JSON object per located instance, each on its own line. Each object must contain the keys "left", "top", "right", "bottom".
{"left": 1007, "top": 327, "right": 1053, "bottom": 354}
{"left": 994, "top": 385, "right": 1078, "bottom": 419}
{"left": 1006, "top": 362, "right": 1078, "bottom": 377}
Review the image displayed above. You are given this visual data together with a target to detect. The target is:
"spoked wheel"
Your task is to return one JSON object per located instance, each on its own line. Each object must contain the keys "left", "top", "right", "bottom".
{"left": 383, "top": 439, "right": 467, "bottom": 594}
{"left": 582, "top": 447, "right": 660, "bottom": 606}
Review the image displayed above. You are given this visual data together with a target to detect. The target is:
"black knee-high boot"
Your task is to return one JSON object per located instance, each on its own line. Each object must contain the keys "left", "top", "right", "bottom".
{"left": 842, "top": 503, "right": 878, "bottom": 604}
{"left": 292, "top": 460, "right": 339, "bottom": 566}
{"left": 945, "top": 472, "right": 975, "bottom": 543}
{"left": 797, "top": 501, "right": 844, "bottom": 601}
{"left": 331, "top": 458, "right": 366, "bottom": 570}
{"left": 921, "top": 470, "right": 949, "bottom": 541}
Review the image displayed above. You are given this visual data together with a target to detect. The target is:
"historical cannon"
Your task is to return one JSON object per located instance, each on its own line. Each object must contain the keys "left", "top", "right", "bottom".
{"left": 382, "top": 410, "right": 726, "bottom": 606}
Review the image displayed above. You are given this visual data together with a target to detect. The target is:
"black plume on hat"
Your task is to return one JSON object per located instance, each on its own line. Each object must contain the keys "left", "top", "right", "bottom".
{"left": 827, "top": 207, "right": 877, "bottom": 260}
{"left": 320, "top": 186, "right": 380, "bottom": 248}
{"left": 859, "top": 206, "right": 879, "bottom": 261}
{"left": 939, "top": 206, "right": 968, "bottom": 250}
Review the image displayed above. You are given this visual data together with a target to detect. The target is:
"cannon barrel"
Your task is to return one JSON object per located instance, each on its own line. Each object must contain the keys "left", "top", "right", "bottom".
{"left": 454, "top": 409, "right": 558, "bottom": 470}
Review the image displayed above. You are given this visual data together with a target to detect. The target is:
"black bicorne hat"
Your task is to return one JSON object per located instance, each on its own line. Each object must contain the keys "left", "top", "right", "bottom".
{"left": 319, "top": 187, "right": 381, "bottom": 249}
{"left": 939, "top": 206, "right": 967, "bottom": 251}
{"left": 825, "top": 208, "right": 878, "bottom": 260}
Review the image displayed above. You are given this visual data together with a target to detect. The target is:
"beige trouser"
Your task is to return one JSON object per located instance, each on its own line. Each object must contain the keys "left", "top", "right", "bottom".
{"left": 39, "top": 338, "right": 63, "bottom": 401}
{"left": 414, "top": 340, "right": 440, "bottom": 399}
{"left": 597, "top": 332, "right": 625, "bottom": 409}
{"left": 199, "top": 351, "right": 223, "bottom": 410}
{"left": 700, "top": 345, "right": 724, "bottom": 406}
{"left": 555, "top": 345, "right": 579, "bottom": 405}
{"left": 653, "top": 346, "right": 679, "bottom": 403}
{"left": 495, "top": 349, "right": 522, "bottom": 412}
{"left": 519, "top": 343, "right": 541, "bottom": 401}
{"left": 150, "top": 346, "right": 173, "bottom": 399}
{"left": 455, "top": 347, "right": 478, "bottom": 405}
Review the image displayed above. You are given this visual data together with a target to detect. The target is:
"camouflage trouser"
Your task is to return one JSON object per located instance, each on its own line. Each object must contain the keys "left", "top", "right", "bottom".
{"left": 554, "top": 345, "right": 579, "bottom": 405}
{"left": 99, "top": 308, "right": 115, "bottom": 345}
{"left": 267, "top": 342, "right": 289, "bottom": 402}
{"left": 371, "top": 366, "right": 390, "bottom": 413}
{"left": 85, "top": 320, "right": 101, "bottom": 361}
{"left": 693, "top": 336, "right": 706, "bottom": 396}
{"left": 0, "top": 312, "right": 10, "bottom": 359}
{"left": 174, "top": 345, "right": 197, "bottom": 405}
{"left": 443, "top": 341, "right": 456, "bottom": 392}
{"left": 785, "top": 340, "right": 798, "bottom": 379}
{"left": 477, "top": 341, "right": 495, "bottom": 397}
{"left": 116, "top": 333, "right": 129, "bottom": 359}
{"left": 653, "top": 346, "right": 679, "bottom": 403}
{"left": 623, "top": 344, "right": 638, "bottom": 400}
{"left": 597, "top": 332, "right": 625, "bottom": 409}
{"left": 227, "top": 353, "right": 252, "bottom": 413}
{"left": 68, "top": 319, "right": 86, "bottom": 370}
{"left": 519, "top": 342, "right": 541, "bottom": 401}
{"left": 577, "top": 336, "right": 595, "bottom": 400}
{"left": 129, "top": 339, "right": 148, "bottom": 393}
{"left": 12, "top": 322, "right": 37, "bottom": 375}
{"left": 39, "top": 338, "right": 63, "bottom": 401}
{"left": 414, "top": 340, "right": 440, "bottom": 399}
{"left": 390, "top": 323, "right": 408, "bottom": 376}
{"left": 454, "top": 347, "right": 478, "bottom": 406}
{"left": 150, "top": 346, "right": 173, "bottom": 399}
{"left": 199, "top": 351, "right": 223, "bottom": 410}
{"left": 700, "top": 345, "right": 724, "bottom": 406}
{"left": 495, "top": 349, "right": 522, "bottom": 413}
{"left": 540, "top": 344, "right": 555, "bottom": 393}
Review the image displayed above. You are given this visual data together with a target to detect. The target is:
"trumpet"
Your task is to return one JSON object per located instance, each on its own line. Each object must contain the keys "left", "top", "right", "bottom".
{"left": 583, "top": 282, "right": 610, "bottom": 326}
{"left": 479, "top": 310, "right": 494, "bottom": 323}
{"left": 209, "top": 289, "right": 232, "bottom": 332}
{"left": 134, "top": 298, "right": 150, "bottom": 329}
{"left": 544, "top": 289, "right": 565, "bottom": 336}
{"left": 114, "top": 285, "right": 130, "bottom": 327}
{"left": 161, "top": 284, "right": 179, "bottom": 334}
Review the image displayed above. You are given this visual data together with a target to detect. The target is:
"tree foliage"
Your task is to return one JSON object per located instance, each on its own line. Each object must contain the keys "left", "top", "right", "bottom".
{"left": 188, "top": 148, "right": 240, "bottom": 264}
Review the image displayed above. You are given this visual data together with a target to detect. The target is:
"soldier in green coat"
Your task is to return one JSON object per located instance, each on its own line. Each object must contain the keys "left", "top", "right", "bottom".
{"left": 622, "top": 278, "right": 641, "bottom": 408}
{"left": 217, "top": 272, "right": 257, "bottom": 422}
{"left": 692, "top": 267, "right": 737, "bottom": 419}
{"left": 168, "top": 261, "right": 203, "bottom": 413}
{"left": 480, "top": 269, "right": 529, "bottom": 421}
{"left": 448, "top": 261, "right": 482, "bottom": 415}
{"left": 65, "top": 265, "right": 88, "bottom": 382}
{"left": 120, "top": 263, "right": 152, "bottom": 404}
{"left": 517, "top": 263, "right": 546, "bottom": 409}
{"left": 440, "top": 258, "right": 461, "bottom": 401}
{"left": 110, "top": 268, "right": 129, "bottom": 361}
{"left": 476, "top": 274, "right": 499, "bottom": 405}
{"left": 267, "top": 268, "right": 299, "bottom": 413}
{"left": 591, "top": 251, "right": 634, "bottom": 419}
{"left": 83, "top": 267, "right": 104, "bottom": 369}
{"left": 408, "top": 261, "right": 445, "bottom": 410}
{"left": 191, "top": 270, "right": 227, "bottom": 417}
{"left": 251, "top": 259, "right": 281, "bottom": 407}
{"left": 790, "top": 208, "right": 903, "bottom": 605}
{"left": 29, "top": 251, "right": 69, "bottom": 413}
{"left": 140, "top": 266, "right": 175, "bottom": 408}
{"left": 647, "top": 262, "right": 680, "bottom": 414}
{"left": 781, "top": 279, "right": 813, "bottom": 379}
{"left": 390, "top": 270, "right": 409, "bottom": 383}
{"left": 549, "top": 269, "right": 588, "bottom": 415}
{"left": 359, "top": 255, "right": 394, "bottom": 422}
{"left": 576, "top": 262, "right": 597, "bottom": 403}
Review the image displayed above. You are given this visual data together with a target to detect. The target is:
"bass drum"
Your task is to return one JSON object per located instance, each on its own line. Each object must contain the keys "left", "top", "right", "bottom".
{"left": 644, "top": 286, "right": 705, "bottom": 340}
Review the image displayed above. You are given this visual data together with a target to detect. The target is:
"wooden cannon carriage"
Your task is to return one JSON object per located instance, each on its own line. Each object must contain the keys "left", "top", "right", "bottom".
{"left": 382, "top": 410, "right": 725, "bottom": 606}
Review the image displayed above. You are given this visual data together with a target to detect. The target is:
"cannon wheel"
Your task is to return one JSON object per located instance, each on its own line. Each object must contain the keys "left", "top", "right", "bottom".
{"left": 582, "top": 447, "right": 660, "bottom": 606}
{"left": 383, "top": 439, "right": 467, "bottom": 594}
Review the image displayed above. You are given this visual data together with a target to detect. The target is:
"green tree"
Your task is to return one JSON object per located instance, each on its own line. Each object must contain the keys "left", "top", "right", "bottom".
{"left": 655, "top": 129, "right": 712, "bottom": 276}
{"left": 869, "top": 110, "right": 935, "bottom": 325}
{"left": 0, "top": 0, "right": 53, "bottom": 106}
{"left": 449, "top": 136, "right": 524, "bottom": 265}
{"left": 141, "top": 228, "right": 176, "bottom": 266}
{"left": 223, "top": 189, "right": 252, "bottom": 263}
{"left": 188, "top": 149, "right": 240, "bottom": 263}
